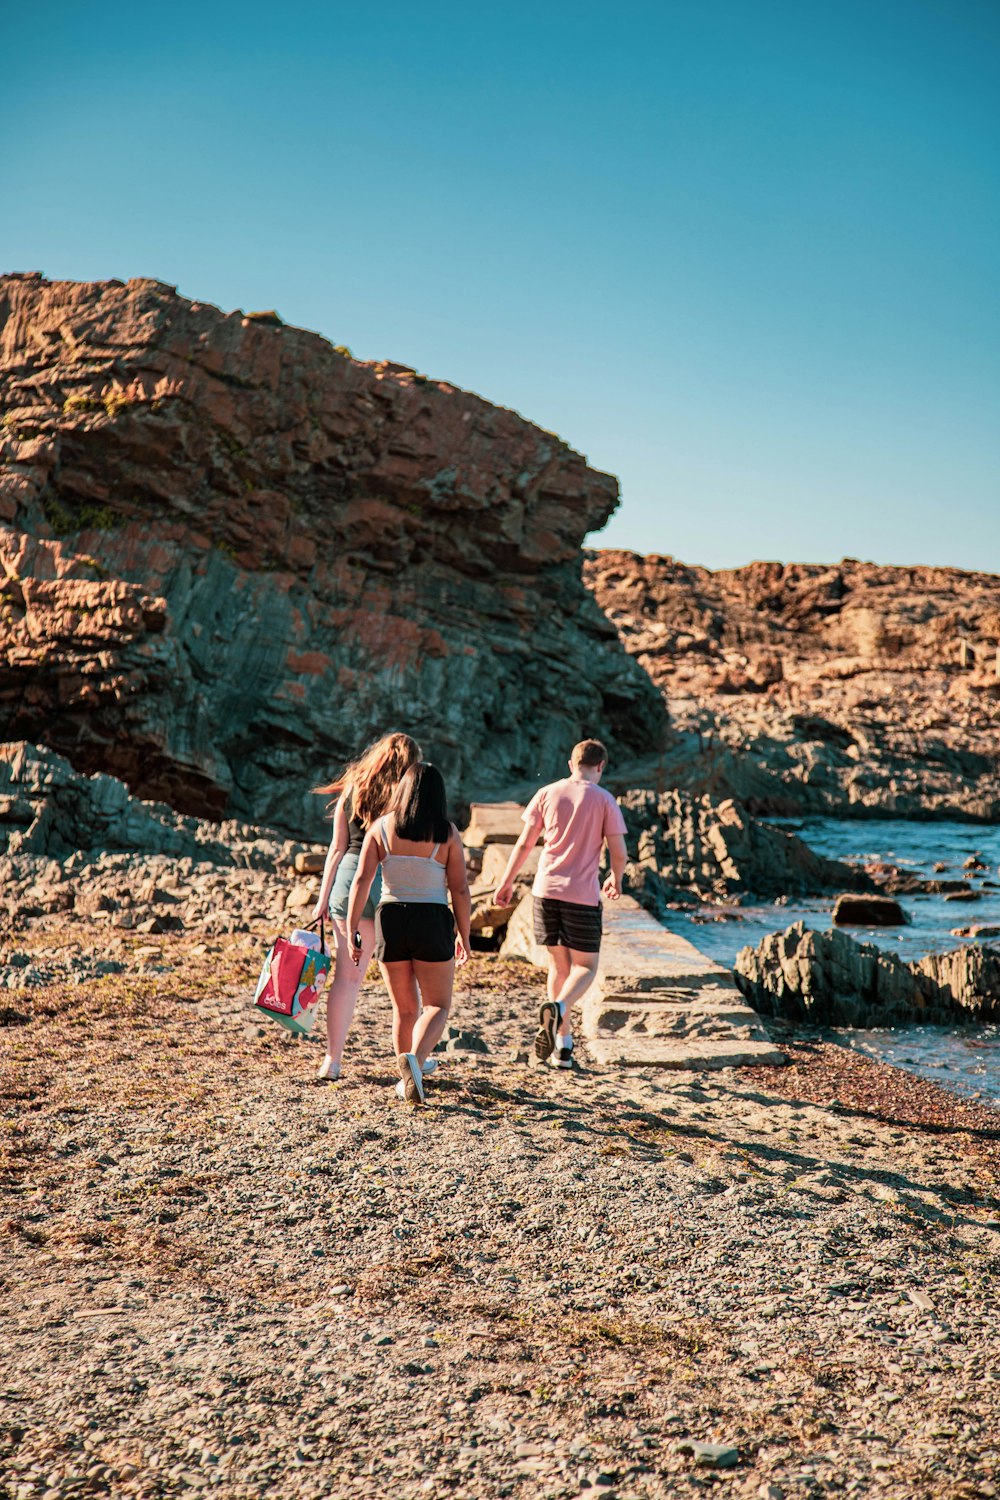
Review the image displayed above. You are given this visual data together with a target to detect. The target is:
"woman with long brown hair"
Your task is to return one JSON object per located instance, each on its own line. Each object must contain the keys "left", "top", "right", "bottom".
{"left": 309, "top": 732, "right": 421, "bottom": 1080}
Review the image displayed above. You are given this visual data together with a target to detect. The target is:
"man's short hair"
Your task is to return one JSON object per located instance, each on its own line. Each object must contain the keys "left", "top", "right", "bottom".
{"left": 571, "top": 739, "right": 608, "bottom": 768}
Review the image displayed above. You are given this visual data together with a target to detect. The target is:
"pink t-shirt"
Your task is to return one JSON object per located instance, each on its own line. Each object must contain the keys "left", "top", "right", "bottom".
{"left": 525, "top": 778, "right": 628, "bottom": 907}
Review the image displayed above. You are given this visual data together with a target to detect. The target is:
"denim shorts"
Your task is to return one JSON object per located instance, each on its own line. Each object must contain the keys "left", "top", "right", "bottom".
{"left": 329, "top": 852, "right": 382, "bottom": 921}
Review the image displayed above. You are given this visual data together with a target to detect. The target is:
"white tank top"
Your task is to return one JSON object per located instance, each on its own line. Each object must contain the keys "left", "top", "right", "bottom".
{"left": 377, "top": 817, "right": 449, "bottom": 905}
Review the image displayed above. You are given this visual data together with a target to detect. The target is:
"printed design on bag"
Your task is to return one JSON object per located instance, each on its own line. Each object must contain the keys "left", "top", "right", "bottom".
{"left": 253, "top": 934, "right": 330, "bottom": 1033}
{"left": 296, "top": 984, "right": 318, "bottom": 1015}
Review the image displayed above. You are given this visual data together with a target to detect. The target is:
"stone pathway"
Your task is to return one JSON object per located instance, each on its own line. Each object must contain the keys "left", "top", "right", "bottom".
{"left": 505, "top": 893, "right": 785, "bottom": 1071}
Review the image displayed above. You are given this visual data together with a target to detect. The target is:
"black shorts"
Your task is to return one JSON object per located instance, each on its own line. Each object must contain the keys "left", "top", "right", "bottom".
{"left": 533, "top": 896, "right": 603, "bottom": 953}
{"left": 375, "top": 902, "right": 455, "bottom": 963}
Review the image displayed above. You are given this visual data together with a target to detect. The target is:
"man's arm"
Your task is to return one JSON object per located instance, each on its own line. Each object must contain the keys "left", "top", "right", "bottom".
{"left": 494, "top": 816, "right": 542, "bottom": 908}
{"left": 601, "top": 832, "right": 627, "bottom": 901}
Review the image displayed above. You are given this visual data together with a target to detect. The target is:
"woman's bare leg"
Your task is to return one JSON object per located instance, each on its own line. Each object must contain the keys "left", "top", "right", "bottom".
{"left": 323, "top": 917, "right": 375, "bottom": 1065}
{"left": 379, "top": 960, "right": 421, "bottom": 1057}
{"left": 409, "top": 958, "right": 455, "bottom": 1065}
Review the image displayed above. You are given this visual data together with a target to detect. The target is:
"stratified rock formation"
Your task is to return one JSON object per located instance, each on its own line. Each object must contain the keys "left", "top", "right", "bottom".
{"left": 586, "top": 551, "right": 1000, "bottom": 820}
{"left": 735, "top": 921, "right": 1000, "bottom": 1024}
{"left": 0, "top": 275, "right": 666, "bottom": 837}
{"left": 618, "top": 789, "right": 873, "bottom": 909}
{"left": 0, "top": 740, "right": 283, "bottom": 867}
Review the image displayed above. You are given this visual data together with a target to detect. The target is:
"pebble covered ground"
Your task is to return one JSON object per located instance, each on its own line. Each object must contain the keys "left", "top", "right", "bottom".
{"left": 2, "top": 903, "right": 1000, "bottom": 1500}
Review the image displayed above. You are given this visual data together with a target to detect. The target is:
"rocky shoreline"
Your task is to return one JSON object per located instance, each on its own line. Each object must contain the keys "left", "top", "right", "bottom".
{"left": 735, "top": 922, "right": 1000, "bottom": 1027}
{"left": 2, "top": 746, "right": 999, "bottom": 1497}
{"left": 3, "top": 268, "right": 999, "bottom": 1500}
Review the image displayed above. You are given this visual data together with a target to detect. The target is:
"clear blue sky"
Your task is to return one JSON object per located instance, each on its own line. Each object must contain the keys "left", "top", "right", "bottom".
{"left": 3, "top": 1, "right": 998, "bottom": 571}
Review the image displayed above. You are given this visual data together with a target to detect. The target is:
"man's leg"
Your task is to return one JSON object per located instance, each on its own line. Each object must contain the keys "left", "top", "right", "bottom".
{"left": 534, "top": 944, "right": 571, "bottom": 1062}
{"left": 546, "top": 944, "right": 572, "bottom": 1008}
{"left": 553, "top": 946, "right": 601, "bottom": 1044}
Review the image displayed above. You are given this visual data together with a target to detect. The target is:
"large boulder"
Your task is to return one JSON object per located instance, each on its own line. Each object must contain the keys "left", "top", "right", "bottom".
{"left": 0, "top": 274, "right": 667, "bottom": 839}
{"left": 913, "top": 945, "right": 1000, "bottom": 1021}
{"left": 734, "top": 921, "right": 999, "bottom": 1024}
{"left": 619, "top": 788, "right": 873, "bottom": 907}
{"left": 832, "top": 892, "right": 908, "bottom": 926}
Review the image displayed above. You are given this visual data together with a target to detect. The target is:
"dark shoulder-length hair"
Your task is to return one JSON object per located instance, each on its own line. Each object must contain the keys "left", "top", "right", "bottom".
{"left": 391, "top": 762, "right": 451, "bottom": 845}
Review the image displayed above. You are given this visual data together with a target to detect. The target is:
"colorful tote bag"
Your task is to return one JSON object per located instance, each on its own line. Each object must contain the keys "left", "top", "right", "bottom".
{"left": 253, "top": 921, "right": 330, "bottom": 1036}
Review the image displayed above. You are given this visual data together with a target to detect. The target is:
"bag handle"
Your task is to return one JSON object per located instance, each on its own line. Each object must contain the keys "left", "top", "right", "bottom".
{"left": 303, "top": 913, "right": 328, "bottom": 956}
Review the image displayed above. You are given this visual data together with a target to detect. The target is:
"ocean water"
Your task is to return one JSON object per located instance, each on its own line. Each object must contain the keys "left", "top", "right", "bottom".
{"left": 665, "top": 817, "right": 1000, "bottom": 1107}
{"left": 838, "top": 1024, "right": 1000, "bottom": 1108}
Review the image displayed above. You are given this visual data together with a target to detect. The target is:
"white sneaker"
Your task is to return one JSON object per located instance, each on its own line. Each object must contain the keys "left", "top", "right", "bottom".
{"left": 397, "top": 1052, "right": 424, "bottom": 1104}
{"left": 317, "top": 1055, "right": 341, "bottom": 1082}
{"left": 422, "top": 1056, "right": 438, "bottom": 1076}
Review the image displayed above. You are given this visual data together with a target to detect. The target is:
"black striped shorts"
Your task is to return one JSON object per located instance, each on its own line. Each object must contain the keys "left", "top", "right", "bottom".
{"left": 532, "top": 896, "right": 603, "bottom": 953}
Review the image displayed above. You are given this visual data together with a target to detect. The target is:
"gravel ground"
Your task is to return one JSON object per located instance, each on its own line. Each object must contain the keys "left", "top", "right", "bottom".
{"left": 2, "top": 912, "right": 999, "bottom": 1500}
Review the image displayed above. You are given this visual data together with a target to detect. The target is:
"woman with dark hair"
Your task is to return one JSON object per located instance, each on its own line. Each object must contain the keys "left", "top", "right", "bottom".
{"left": 347, "top": 762, "right": 471, "bottom": 1104}
{"left": 308, "top": 732, "right": 421, "bottom": 1081}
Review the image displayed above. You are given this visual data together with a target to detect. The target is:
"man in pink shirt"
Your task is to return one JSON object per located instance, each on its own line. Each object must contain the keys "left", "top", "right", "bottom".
{"left": 494, "top": 739, "right": 628, "bottom": 1068}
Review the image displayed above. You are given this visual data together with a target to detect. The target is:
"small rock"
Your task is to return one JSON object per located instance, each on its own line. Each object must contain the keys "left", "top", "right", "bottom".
{"left": 294, "top": 851, "right": 326, "bottom": 875}
{"left": 285, "top": 882, "right": 315, "bottom": 910}
{"left": 832, "top": 893, "right": 908, "bottom": 927}
{"left": 329, "top": 1284, "right": 353, "bottom": 1297}
{"left": 906, "top": 1288, "right": 935, "bottom": 1312}
{"left": 676, "top": 1440, "right": 739, "bottom": 1468}
{"left": 442, "top": 1026, "right": 489, "bottom": 1054}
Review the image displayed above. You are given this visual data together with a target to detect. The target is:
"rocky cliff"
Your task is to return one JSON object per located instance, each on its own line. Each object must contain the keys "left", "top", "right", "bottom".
{"left": 0, "top": 275, "right": 666, "bottom": 836}
{"left": 586, "top": 551, "right": 1000, "bottom": 819}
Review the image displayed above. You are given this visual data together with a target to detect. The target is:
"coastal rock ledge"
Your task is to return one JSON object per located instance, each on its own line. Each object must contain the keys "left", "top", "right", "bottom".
{"left": 619, "top": 788, "right": 874, "bottom": 909}
{"left": 735, "top": 921, "right": 1000, "bottom": 1025}
{"left": 0, "top": 274, "right": 665, "bottom": 838}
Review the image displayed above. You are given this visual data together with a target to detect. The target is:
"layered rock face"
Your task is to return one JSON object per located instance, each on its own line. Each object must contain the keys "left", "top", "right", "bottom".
{"left": 735, "top": 921, "right": 1000, "bottom": 1024}
{"left": 0, "top": 740, "right": 283, "bottom": 867}
{"left": 0, "top": 275, "right": 666, "bottom": 838}
{"left": 618, "top": 788, "right": 873, "bottom": 909}
{"left": 587, "top": 551, "right": 1000, "bottom": 819}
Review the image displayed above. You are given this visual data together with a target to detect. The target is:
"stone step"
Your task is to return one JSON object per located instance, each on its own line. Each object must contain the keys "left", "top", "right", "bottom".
{"left": 464, "top": 802, "right": 530, "bottom": 847}
{"left": 586, "top": 1037, "right": 788, "bottom": 1070}
{"left": 599, "top": 984, "right": 748, "bottom": 1007}
{"left": 592, "top": 1001, "right": 766, "bottom": 1038}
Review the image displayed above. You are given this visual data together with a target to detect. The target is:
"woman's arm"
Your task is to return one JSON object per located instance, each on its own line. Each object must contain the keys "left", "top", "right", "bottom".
{"left": 346, "top": 827, "right": 382, "bottom": 964}
{"left": 445, "top": 825, "right": 472, "bottom": 965}
{"left": 309, "top": 799, "right": 350, "bottom": 924}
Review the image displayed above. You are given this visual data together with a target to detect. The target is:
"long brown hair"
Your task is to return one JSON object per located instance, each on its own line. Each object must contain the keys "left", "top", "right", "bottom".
{"left": 314, "top": 732, "right": 421, "bottom": 828}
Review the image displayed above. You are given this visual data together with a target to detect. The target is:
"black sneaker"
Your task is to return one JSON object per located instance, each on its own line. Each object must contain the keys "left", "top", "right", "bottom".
{"left": 534, "top": 1001, "right": 559, "bottom": 1062}
{"left": 553, "top": 1044, "right": 575, "bottom": 1070}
